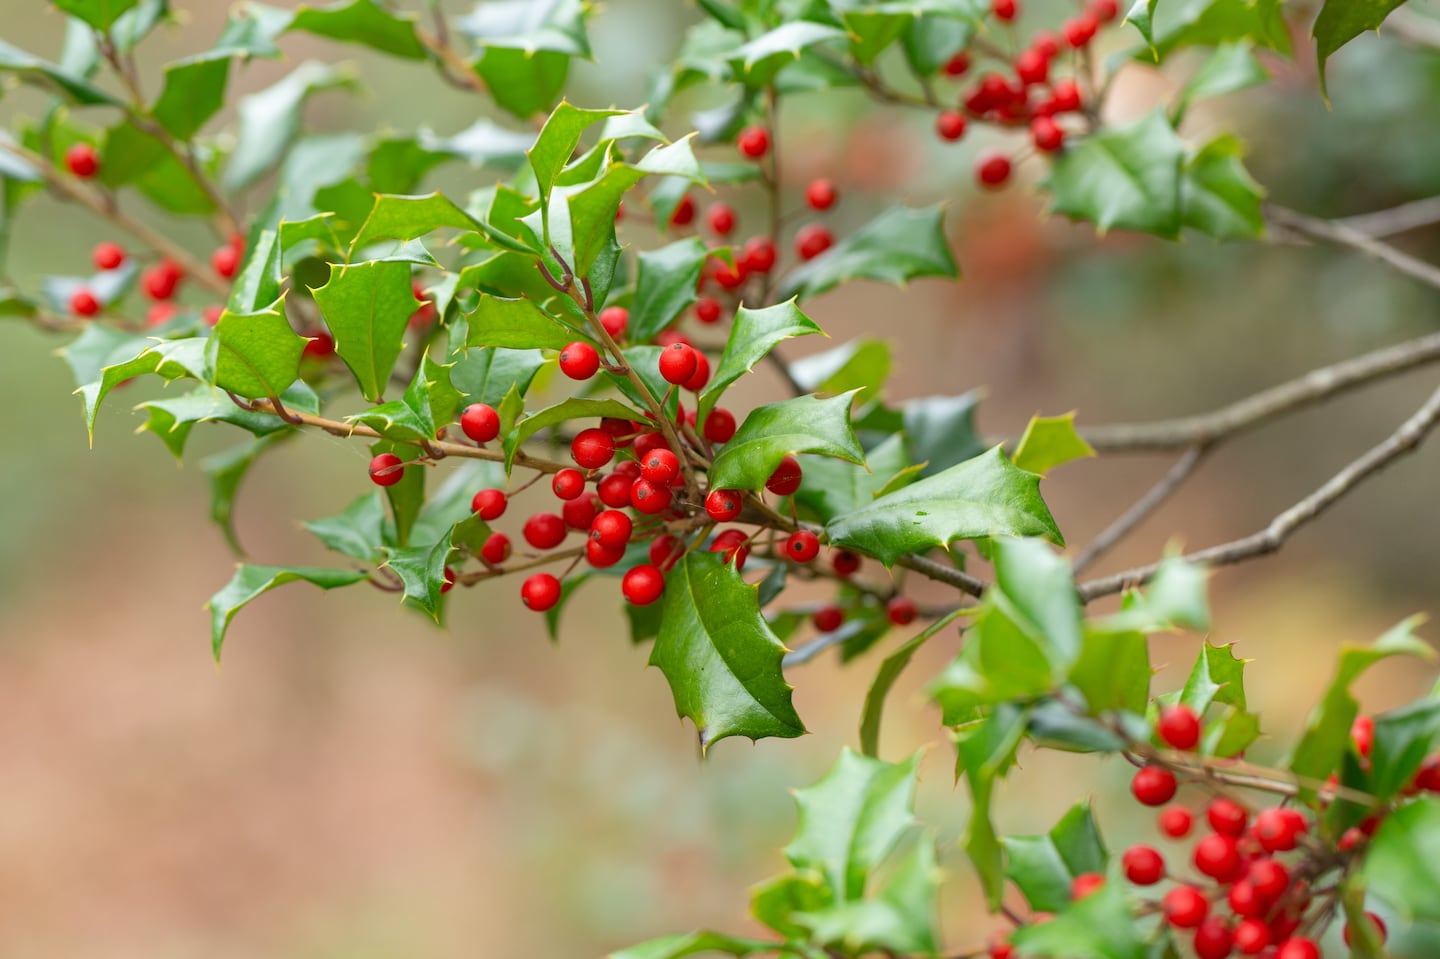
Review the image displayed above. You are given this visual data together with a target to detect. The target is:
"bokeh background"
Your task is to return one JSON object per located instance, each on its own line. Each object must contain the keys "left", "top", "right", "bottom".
{"left": 2, "top": 2, "right": 1439, "bottom": 956}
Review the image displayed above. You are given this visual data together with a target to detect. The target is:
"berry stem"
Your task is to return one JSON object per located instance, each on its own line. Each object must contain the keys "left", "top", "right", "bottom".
{"left": 454, "top": 546, "right": 586, "bottom": 585}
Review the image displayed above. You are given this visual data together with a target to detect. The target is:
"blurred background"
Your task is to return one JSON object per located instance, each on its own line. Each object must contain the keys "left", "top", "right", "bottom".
{"left": 2, "top": 1, "right": 1440, "bottom": 956}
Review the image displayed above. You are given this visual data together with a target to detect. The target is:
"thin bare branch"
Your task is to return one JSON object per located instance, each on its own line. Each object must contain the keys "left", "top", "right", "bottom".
{"left": 1267, "top": 203, "right": 1440, "bottom": 292}
{"left": 1078, "top": 381, "right": 1440, "bottom": 601}
{"left": 1072, "top": 444, "right": 1209, "bottom": 573}
{"left": 1335, "top": 195, "right": 1440, "bottom": 238}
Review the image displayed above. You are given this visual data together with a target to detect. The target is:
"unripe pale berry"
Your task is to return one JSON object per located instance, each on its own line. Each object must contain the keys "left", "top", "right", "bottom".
{"left": 1121, "top": 845, "right": 1164, "bottom": 885}
{"left": 886, "top": 596, "right": 917, "bottom": 626}
{"left": 1132, "top": 766, "right": 1177, "bottom": 806}
{"left": 64, "top": 142, "right": 99, "bottom": 177}
{"left": 1162, "top": 885, "right": 1209, "bottom": 928}
{"left": 806, "top": 178, "right": 838, "bottom": 210}
{"left": 369, "top": 453, "right": 405, "bottom": 487}
{"left": 212, "top": 244, "right": 240, "bottom": 279}
{"left": 599, "top": 305, "right": 629, "bottom": 339}
{"left": 520, "top": 573, "right": 561, "bottom": 611}
{"left": 936, "top": 111, "right": 967, "bottom": 142}
{"left": 622, "top": 564, "right": 665, "bottom": 605}
{"left": 705, "top": 488, "right": 744, "bottom": 522}
{"left": 766, "top": 455, "right": 803, "bottom": 496}
{"left": 703, "top": 408, "right": 737, "bottom": 444}
{"left": 552, "top": 468, "right": 586, "bottom": 500}
{"left": 523, "top": 512, "right": 567, "bottom": 550}
{"left": 460, "top": 403, "right": 501, "bottom": 443}
{"left": 814, "top": 605, "right": 844, "bottom": 632}
{"left": 590, "top": 509, "right": 633, "bottom": 550}
{"left": 795, "top": 224, "right": 833, "bottom": 261}
{"left": 977, "top": 153, "right": 1013, "bottom": 189}
{"left": 559, "top": 341, "right": 601, "bottom": 380}
{"left": 785, "top": 530, "right": 820, "bottom": 563}
{"left": 471, "top": 488, "right": 507, "bottom": 521}
{"left": 92, "top": 241, "right": 125, "bottom": 271}
{"left": 706, "top": 202, "right": 736, "bottom": 236}
{"left": 658, "top": 342, "right": 700, "bottom": 385}
{"left": 571, "top": 428, "right": 616, "bottom": 469}
{"left": 480, "top": 532, "right": 511, "bottom": 565}
{"left": 1158, "top": 704, "right": 1202, "bottom": 750}
{"left": 69, "top": 288, "right": 100, "bottom": 316}
{"left": 737, "top": 125, "right": 770, "bottom": 159}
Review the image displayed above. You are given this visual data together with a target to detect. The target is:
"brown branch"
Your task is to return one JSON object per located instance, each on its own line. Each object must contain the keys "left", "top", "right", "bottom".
{"left": 1078, "top": 329, "right": 1440, "bottom": 452}
{"left": 1267, "top": 203, "right": 1440, "bottom": 292}
{"left": 1071, "top": 445, "right": 1209, "bottom": 573}
{"left": 415, "top": 22, "right": 487, "bottom": 94}
{"left": 1078, "top": 381, "right": 1440, "bottom": 601}
{"left": 1335, "top": 195, "right": 1440, "bottom": 238}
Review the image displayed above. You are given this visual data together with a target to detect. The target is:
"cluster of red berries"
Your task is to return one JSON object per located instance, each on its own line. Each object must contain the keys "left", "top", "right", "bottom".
{"left": 73, "top": 233, "right": 246, "bottom": 328}
{"left": 930, "top": 0, "right": 1120, "bottom": 189}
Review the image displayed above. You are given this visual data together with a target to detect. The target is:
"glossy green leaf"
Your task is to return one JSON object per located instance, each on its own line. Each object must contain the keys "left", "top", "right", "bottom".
{"left": 840, "top": 7, "right": 914, "bottom": 64}
{"left": 1362, "top": 798, "right": 1440, "bottom": 923}
{"left": 529, "top": 103, "right": 624, "bottom": 215}
{"left": 794, "top": 434, "right": 911, "bottom": 525}
{"left": 708, "top": 392, "right": 865, "bottom": 492}
{"left": 0, "top": 38, "right": 118, "bottom": 105}
{"left": 466, "top": 294, "right": 582, "bottom": 352}
{"left": 304, "top": 491, "right": 387, "bottom": 563}
{"left": 628, "top": 237, "right": 710, "bottom": 344}
{"left": 137, "top": 381, "right": 315, "bottom": 460}
{"left": 80, "top": 336, "right": 208, "bottom": 442}
{"left": 229, "top": 228, "right": 281, "bottom": 314}
{"left": 1003, "top": 801, "right": 1108, "bottom": 913}
{"left": 649, "top": 551, "right": 805, "bottom": 751}
{"left": 955, "top": 703, "right": 1028, "bottom": 909}
{"left": 1009, "top": 881, "right": 1148, "bottom": 959}
{"left": 609, "top": 345, "right": 680, "bottom": 421}
{"left": 828, "top": 447, "right": 1062, "bottom": 566}
{"left": 373, "top": 439, "right": 425, "bottom": 548}
{"left": 312, "top": 259, "right": 420, "bottom": 402}
{"left": 451, "top": 347, "right": 546, "bottom": 408}
{"left": 932, "top": 603, "right": 1058, "bottom": 722}
{"left": 1101, "top": 557, "right": 1212, "bottom": 633}
{"left": 779, "top": 204, "right": 958, "bottom": 301}
{"left": 1125, "top": 0, "right": 1160, "bottom": 53}
{"left": 1044, "top": 111, "right": 1186, "bottom": 238}
{"left": 351, "top": 192, "right": 483, "bottom": 250}
{"left": 202, "top": 434, "right": 282, "bottom": 556}
{"left": 502, "top": 397, "right": 640, "bottom": 471}
{"left": 474, "top": 48, "right": 570, "bottom": 121}
{"left": 1178, "top": 642, "right": 1250, "bottom": 715}
{"left": 902, "top": 392, "right": 985, "bottom": 477}
{"left": 1181, "top": 135, "right": 1265, "bottom": 240}
{"left": 224, "top": 61, "right": 356, "bottom": 191}
{"left": 1369, "top": 699, "right": 1440, "bottom": 800}
{"left": 566, "top": 165, "right": 643, "bottom": 278}
{"left": 382, "top": 533, "right": 454, "bottom": 622}
{"left": 97, "top": 121, "right": 217, "bottom": 214}
{"left": 860, "top": 607, "right": 968, "bottom": 757}
{"left": 1069, "top": 629, "right": 1151, "bottom": 714}
{"left": 152, "top": 52, "right": 230, "bottom": 139}
{"left": 901, "top": 14, "right": 973, "bottom": 75}
{"left": 1314, "top": 0, "right": 1405, "bottom": 95}
{"left": 348, "top": 355, "right": 453, "bottom": 442}
{"left": 730, "top": 21, "right": 847, "bottom": 86}
{"left": 209, "top": 564, "right": 367, "bottom": 660}
{"left": 1013, "top": 412, "right": 1096, "bottom": 474}
{"left": 791, "top": 339, "right": 892, "bottom": 403}
{"left": 795, "top": 829, "right": 940, "bottom": 955}
{"left": 213, "top": 4, "right": 293, "bottom": 58}
{"left": 608, "top": 932, "right": 775, "bottom": 959}
{"left": 287, "top": 0, "right": 426, "bottom": 58}
{"left": 55, "top": 0, "right": 141, "bottom": 30}
{"left": 699, "top": 300, "right": 824, "bottom": 421}
{"left": 1140, "top": 0, "right": 1290, "bottom": 62}
{"left": 1175, "top": 42, "right": 1268, "bottom": 120}
{"left": 211, "top": 305, "right": 307, "bottom": 402}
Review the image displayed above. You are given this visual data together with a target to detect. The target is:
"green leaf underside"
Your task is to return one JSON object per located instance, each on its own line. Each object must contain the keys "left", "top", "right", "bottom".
{"left": 209, "top": 565, "right": 367, "bottom": 660}
{"left": 648, "top": 551, "right": 804, "bottom": 751}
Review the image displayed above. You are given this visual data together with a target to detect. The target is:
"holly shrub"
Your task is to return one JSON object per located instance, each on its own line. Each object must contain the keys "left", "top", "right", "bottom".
{"left": 6, "top": 1, "right": 1440, "bottom": 957}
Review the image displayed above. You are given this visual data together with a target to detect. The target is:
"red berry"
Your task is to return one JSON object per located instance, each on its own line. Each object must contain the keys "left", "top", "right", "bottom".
{"left": 1351, "top": 715, "right": 1374, "bottom": 757}
{"left": 832, "top": 549, "right": 861, "bottom": 578}
{"left": 520, "top": 573, "right": 561, "bottom": 611}
{"left": 599, "top": 305, "right": 629, "bottom": 339}
{"left": 92, "top": 241, "right": 125, "bottom": 271}
{"left": 1246, "top": 858, "right": 1288, "bottom": 901}
{"left": 713, "top": 258, "right": 747, "bottom": 290}
{"left": 650, "top": 535, "right": 683, "bottom": 571}
{"left": 1162, "top": 886, "right": 1209, "bottom": 928}
{"left": 369, "top": 453, "right": 405, "bottom": 487}
{"left": 552, "top": 468, "right": 586, "bottom": 500}
{"left": 571, "top": 428, "right": 616, "bottom": 469}
{"left": 1207, "top": 797, "right": 1249, "bottom": 836}
{"left": 590, "top": 509, "right": 633, "bottom": 551}
{"left": 1063, "top": 11, "right": 1099, "bottom": 47}
{"left": 795, "top": 224, "right": 833, "bottom": 261}
{"left": 976, "top": 153, "right": 1012, "bottom": 189}
{"left": 1121, "top": 845, "right": 1164, "bottom": 885}
{"left": 1233, "top": 919, "right": 1269, "bottom": 955}
{"left": 806, "top": 178, "right": 838, "bottom": 210}
{"left": 142, "top": 261, "right": 183, "bottom": 301}
{"left": 1251, "top": 808, "right": 1306, "bottom": 852}
{"left": 1227, "top": 880, "right": 1266, "bottom": 919}
{"left": 658, "top": 342, "right": 699, "bottom": 385}
{"left": 1015, "top": 48, "right": 1048, "bottom": 85}
{"left": 814, "top": 605, "right": 844, "bottom": 632}
{"left": 695, "top": 296, "right": 723, "bottom": 324}
{"left": 706, "top": 202, "right": 736, "bottom": 236}
{"left": 785, "top": 530, "right": 820, "bottom": 563}
{"left": 1193, "top": 834, "right": 1242, "bottom": 882}
{"left": 670, "top": 193, "right": 695, "bottom": 226}
{"left": 991, "top": 0, "right": 1017, "bottom": 20}
{"left": 765, "top": 455, "right": 803, "bottom": 496}
{"left": 562, "top": 492, "right": 600, "bottom": 530}
{"left": 523, "top": 512, "right": 567, "bottom": 550}
{"left": 559, "top": 341, "right": 601, "bottom": 380}
{"left": 1051, "top": 79, "right": 1082, "bottom": 112}
{"left": 69, "top": 288, "right": 100, "bottom": 316}
{"left": 64, "top": 142, "right": 99, "bottom": 177}
{"left": 471, "top": 488, "right": 507, "bottom": 521}
{"left": 1414, "top": 753, "right": 1440, "bottom": 792}
{"left": 203, "top": 305, "right": 223, "bottom": 327}
{"left": 480, "top": 532, "right": 511, "bottom": 565}
{"left": 705, "top": 488, "right": 744, "bottom": 522}
{"left": 740, "top": 236, "right": 777, "bottom": 273}
{"left": 683, "top": 350, "right": 711, "bottom": 391}
{"left": 935, "top": 110, "right": 967, "bottom": 142}
{"left": 709, "top": 529, "right": 750, "bottom": 569}
{"left": 440, "top": 567, "right": 456, "bottom": 594}
{"left": 1159, "top": 805, "right": 1194, "bottom": 838}
{"left": 737, "top": 125, "right": 770, "bottom": 159}
{"left": 601, "top": 417, "right": 638, "bottom": 448}
{"left": 1158, "top": 704, "right": 1203, "bottom": 751}
{"left": 1070, "top": 873, "right": 1104, "bottom": 900}
{"left": 1193, "top": 918, "right": 1234, "bottom": 959}
{"left": 1031, "top": 116, "right": 1065, "bottom": 153}
{"left": 1337, "top": 827, "right": 1366, "bottom": 852}
{"left": 1274, "top": 938, "right": 1319, "bottom": 959}
{"left": 303, "top": 331, "right": 335, "bottom": 358}
{"left": 460, "top": 403, "right": 501, "bottom": 443}
{"left": 1090, "top": 0, "right": 1119, "bottom": 21}
{"left": 146, "top": 303, "right": 177, "bottom": 327}
{"left": 622, "top": 564, "right": 666, "bottom": 605}
{"left": 1342, "top": 912, "right": 1387, "bottom": 948}
{"left": 597, "top": 472, "right": 634, "bottom": 508}
{"left": 634, "top": 431, "right": 668, "bottom": 459}
{"left": 212, "top": 244, "right": 240, "bottom": 279}
{"left": 886, "top": 595, "right": 918, "bottom": 626}
{"left": 641, "top": 448, "right": 680, "bottom": 485}
{"left": 630, "top": 477, "right": 673, "bottom": 515}
{"left": 1132, "top": 766, "right": 1178, "bottom": 806}
{"left": 942, "top": 51, "right": 971, "bottom": 77}
{"left": 586, "top": 537, "right": 626, "bottom": 568}
{"left": 1033, "top": 31, "right": 1060, "bottom": 58}
{"left": 703, "top": 408, "right": 737, "bottom": 444}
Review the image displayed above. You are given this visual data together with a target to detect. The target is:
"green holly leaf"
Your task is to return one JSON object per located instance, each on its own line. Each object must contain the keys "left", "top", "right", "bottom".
{"left": 224, "top": 61, "right": 357, "bottom": 191}
{"left": 955, "top": 703, "right": 1028, "bottom": 909}
{"left": 229, "top": 228, "right": 281, "bottom": 314}
{"left": 1044, "top": 110, "right": 1186, "bottom": 238}
{"left": 304, "top": 491, "right": 387, "bottom": 563}
{"left": 629, "top": 237, "right": 710, "bottom": 344}
{"left": 931, "top": 604, "right": 1063, "bottom": 722}
{"left": 1175, "top": 42, "right": 1269, "bottom": 121}
{"left": 419, "top": 119, "right": 535, "bottom": 169}
{"left": 649, "top": 551, "right": 805, "bottom": 751}
{"left": 795, "top": 829, "right": 940, "bottom": 955}
{"left": 1003, "top": 801, "right": 1108, "bottom": 913}
{"left": 827, "top": 448, "right": 1062, "bottom": 566}
{"left": 97, "top": 120, "right": 218, "bottom": 214}
{"left": 791, "top": 339, "right": 892, "bottom": 403}
{"left": 75, "top": 335, "right": 206, "bottom": 442}
{"left": 451, "top": 347, "right": 547, "bottom": 408}
{"left": 901, "top": 13, "right": 974, "bottom": 75}
{"left": 730, "top": 21, "right": 847, "bottom": 86}
{"left": 348, "top": 355, "right": 454, "bottom": 442}
{"left": 459, "top": 0, "right": 590, "bottom": 119}
{"left": 1368, "top": 699, "right": 1440, "bottom": 801}
{"left": 794, "top": 434, "right": 911, "bottom": 525}
{"left": 902, "top": 392, "right": 985, "bottom": 477}
{"left": 1100, "top": 557, "right": 1211, "bottom": 633}
{"left": 840, "top": 6, "right": 915, "bottom": 64}
{"left": 137, "top": 381, "right": 316, "bottom": 460}
{"left": 152, "top": 52, "right": 231, "bottom": 139}
{"left": 708, "top": 392, "right": 865, "bottom": 492}
{"left": 210, "top": 305, "right": 308, "bottom": 403}
{"left": 529, "top": 102, "right": 624, "bottom": 213}
{"left": 287, "top": 0, "right": 426, "bottom": 59}
{"left": 474, "top": 48, "right": 571, "bottom": 120}
{"left": 208, "top": 564, "right": 367, "bottom": 660}
{"left": 699, "top": 300, "right": 825, "bottom": 421}
{"left": 351, "top": 192, "right": 484, "bottom": 251}
{"left": 608, "top": 345, "right": 680, "bottom": 421}
{"left": 860, "top": 607, "right": 969, "bottom": 757}
{"left": 1181, "top": 135, "right": 1265, "bottom": 240}
{"left": 608, "top": 932, "right": 776, "bottom": 959}
{"left": 1009, "top": 881, "right": 1148, "bottom": 959}
{"left": 312, "top": 259, "right": 421, "bottom": 403}
{"left": 1178, "top": 642, "right": 1250, "bottom": 715}
{"left": 1125, "top": 0, "right": 1160, "bottom": 54}
{"left": 1314, "top": 0, "right": 1405, "bottom": 96}
{"left": 779, "top": 204, "right": 958, "bottom": 301}
{"left": 502, "top": 397, "right": 641, "bottom": 471}
{"left": 202, "top": 434, "right": 283, "bottom": 556}
{"left": 1362, "top": 798, "right": 1440, "bottom": 924}
{"left": 382, "top": 531, "right": 456, "bottom": 622}
{"left": 54, "top": 0, "right": 141, "bottom": 30}
{"left": 0, "top": 38, "right": 118, "bottom": 105}
{"left": 411, "top": 459, "right": 506, "bottom": 546}
{"left": 566, "top": 164, "right": 643, "bottom": 278}
{"left": 1070, "top": 629, "right": 1151, "bottom": 715}
{"left": 1013, "top": 412, "right": 1097, "bottom": 475}
{"left": 466, "top": 294, "right": 583, "bottom": 352}
{"left": 213, "top": 4, "right": 293, "bottom": 58}
{"left": 1137, "top": 0, "right": 1290, "bottom": 62}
